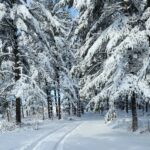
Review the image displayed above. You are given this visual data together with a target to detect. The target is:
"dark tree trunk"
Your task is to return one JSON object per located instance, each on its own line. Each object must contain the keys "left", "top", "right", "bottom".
{"left": 147, "top": 0, "right": 150, "bottom": 7}
{"left": 68, "top": 98, "right": 71, "bottom": 116}
{"left": 146, "top": 102, "right": 149, "bottom": 112}
{"left": 42, "top": 102, "right": 45, "bottom": 120}
{"left": 76, "top": 89, "right": 81, "bottom": 117}
{"left": 77, "top": 99, "right": 81, "bottom": 117}
{"left": 56, "top": 67, "right": 61, "bottom": 120}
{"left": 57, "top": 84, "right": 61, "bottom": 119}
{"left": 131, "top": 92, "right": 138, "bottom": 132}
{"left": 13, "top": 25, "right": 21, "bottom": 125}
{"left": 6, "top": 109, "right": 10, "bottom": 122}
{"left": 54, "top": 83, "right": 58, "bottom": 117}
{"left": 49, "top": 93, "right": 53, "bottom": 119}
{"left": 81, "top": 103, "right": 84, "bottom": 114}
{"left": 53, "top": 46, "right": 61, "bottom": 120}
{"left": 142, "top": 102, "right": 145, "bottom": 116}
{"left": 126, "top": 95, "right": 128, "bottom": 113}
{"left": 47, "top": 95, "right": 51, "bottom": 119}
{"left": 16, "top": 97, "right": 21, "bottom": 124}
{"left": 45, "top": 79, "right": 53, "bottom": 119}
{"left": 47, "top": 95, "right": 53, "bottom": 119}
{"left": 106, "top": 98, "right": 109, "bottom": 110}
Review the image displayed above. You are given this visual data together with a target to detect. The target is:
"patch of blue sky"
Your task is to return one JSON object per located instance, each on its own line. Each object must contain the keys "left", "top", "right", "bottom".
{"left": 65, "top": 6, "right": 79, "bottom": 19}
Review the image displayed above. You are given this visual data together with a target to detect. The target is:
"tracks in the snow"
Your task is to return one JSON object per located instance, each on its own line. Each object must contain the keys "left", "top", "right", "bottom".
{"left": 53, "top": 123, "right": 81, "bottom": 150}
{"left": 20, "top": 123, "right": 67, "bottom": 150}
{"left": 20, "top": 122, "right": 81, "bottom": 150}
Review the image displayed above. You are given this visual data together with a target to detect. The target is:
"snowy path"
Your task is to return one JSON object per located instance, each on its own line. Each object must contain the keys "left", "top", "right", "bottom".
{"left": 0, "top": 114, "right": 150, "bottom": 150}
{"left": 20, "top": 123, "right": 68, "bottom": 150}
{"left": 31, "top": 122, "right": 81, "bottom": 150}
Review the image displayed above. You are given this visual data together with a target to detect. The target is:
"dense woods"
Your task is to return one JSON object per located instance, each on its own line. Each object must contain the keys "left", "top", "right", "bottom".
{"left": 0, "top": 0, "right": 150, "bottom": 133}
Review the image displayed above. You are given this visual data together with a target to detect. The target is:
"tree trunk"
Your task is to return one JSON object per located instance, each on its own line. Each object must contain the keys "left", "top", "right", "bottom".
{"left": 57, "top": 83, "right": 61, "bottom": 119}
{"left": 56, "top": 67, "right": 61, "bottom": 119}
{"left": 42, "top": 102, "right": 45, "bottom": 120}
{"left": 106, "top": 98, "right": 109, "bottom": 110}
{"left": 6, "top": 109, "right": 10, "bottom": 122}
{"left": 45, "top": 79, "right": 53, "bottom": 119}
{"left": 16, "top": 97, "right": 21, "bottom": 124}
{"left": 54, "top": 83, "right": 58, "bottom": 117}
{"left": 147, "top": 0, "right": 150, "bottom": 7}
{"left": 54, "top": 46, "right": 61, "bottom": 120}
{"left": 77, "top": 99, "right": 81, "bottom": 117}
{"left": 50, "top": 97, "right": 53, "bottom": 119}
{"left": 146, "top": 102, "right": 149, "bottom": 113}
{"left": 13, "top": 25, "right": 21, "bottom": 125}
{"left": 126, "top": 95, "right": 128, "bottom": 113}
{"left": 77, "top": 89, "right": 81, "bottom": 117}
{"left": 47, "top": 96, "right": 51, "bottom": 119}
{"left": 8, "top": 0, "right": 22, "bottom": 126}
{"left": 131, "top": 92, "right": 138, "bottom": 132}
{"left": 81, "top": 103, "right": 84, "bottom": 114}
{"left": 68, "top": 98, "right": 71, "bottom": 116}
{"left": 47, "top": 95, "right": 53, "bottom": 119}
{"left": 142, "top": 102, "right": 145, "bottom": 116}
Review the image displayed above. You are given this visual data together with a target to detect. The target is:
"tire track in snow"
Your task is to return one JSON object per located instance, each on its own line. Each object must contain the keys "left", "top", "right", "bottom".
{"left": 20, "top": 123, "right": 67, "bottom": 150}
{"left": 31, "top": 122, "right": 82, "bottom": 150}
{"left": 53, "top": 122, "right": 82, "bottom": 150}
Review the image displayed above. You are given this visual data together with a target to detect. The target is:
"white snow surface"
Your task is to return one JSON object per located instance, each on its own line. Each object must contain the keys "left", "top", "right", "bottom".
{"left": 0, "top": 113, "right": 149, "bottom": 150}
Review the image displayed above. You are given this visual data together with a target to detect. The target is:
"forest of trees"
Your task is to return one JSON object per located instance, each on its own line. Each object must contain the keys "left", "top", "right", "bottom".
{"left": 71, "top": 0, "right": 150, "bottom": 132}
{"left": 0, "top": 0, "right": 150, "bottom": 132}
{"left": 0, "top": 0, "right": 80, "bottom": 124}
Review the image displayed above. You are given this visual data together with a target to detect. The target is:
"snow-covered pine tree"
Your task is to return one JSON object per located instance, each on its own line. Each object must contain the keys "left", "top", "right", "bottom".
{"left": 0, "top": 0, "right": 56, "bottom": 122}
{"left": 53, "top": 1, "right": 81, "bottom": 118}
{"left": 0, "top": 0, "right": 80, "bottom": 122}
{"left": 69, "top": 0, "right": 150, "bottom": 131}
{"left": 0, "top": 0, "right": 30, "bottom": 124}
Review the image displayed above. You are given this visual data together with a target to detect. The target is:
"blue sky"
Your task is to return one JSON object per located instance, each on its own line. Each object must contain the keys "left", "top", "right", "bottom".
{"left": 65, "top": 6, "right": 79, "bottom": 19}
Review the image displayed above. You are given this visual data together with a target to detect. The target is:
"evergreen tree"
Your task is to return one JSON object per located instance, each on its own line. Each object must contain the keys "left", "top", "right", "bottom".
{"left": 70, "top": 0, "right": 150, "bottom": 130}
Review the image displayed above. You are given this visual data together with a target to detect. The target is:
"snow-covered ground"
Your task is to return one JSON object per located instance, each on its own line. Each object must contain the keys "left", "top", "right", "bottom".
{"left": 0, "top": 113, "right": 150, "bottom": 150}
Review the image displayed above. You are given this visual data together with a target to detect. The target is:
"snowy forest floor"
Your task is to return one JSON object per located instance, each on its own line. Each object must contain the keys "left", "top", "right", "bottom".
{"left": 0, "top": 113, "right": 150, "bottom": 150}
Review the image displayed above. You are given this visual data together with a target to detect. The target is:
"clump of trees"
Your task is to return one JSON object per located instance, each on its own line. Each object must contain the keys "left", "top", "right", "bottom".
{"left": 0, "top": 0, "right": 81, "bottom": 126}
{"left": 69, "top": 0, "right": 150, "bottom": 132}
